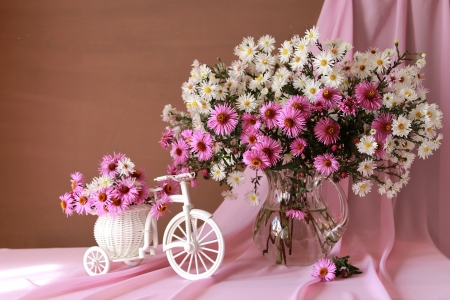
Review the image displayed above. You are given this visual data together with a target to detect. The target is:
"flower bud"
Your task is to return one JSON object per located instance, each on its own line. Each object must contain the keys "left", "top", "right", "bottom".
{"left": 394, "top": 39, "right": 399, "bottom": 45}
{"left": 341, "top": 269, "right": 349, "bottom": 278}
{"left": 340, "top": 171, "right": 348, "bottom": 179}
{"left": 331, "top": 145, "right": 338, "bottom": 152}
{"left": 421, "top": 53, "right": 426, "bottom": 58}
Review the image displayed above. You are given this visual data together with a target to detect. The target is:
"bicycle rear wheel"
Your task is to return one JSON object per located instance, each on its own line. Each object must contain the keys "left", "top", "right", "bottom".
{"left": 164, "top": 211, "right": 225, "bottom": 280}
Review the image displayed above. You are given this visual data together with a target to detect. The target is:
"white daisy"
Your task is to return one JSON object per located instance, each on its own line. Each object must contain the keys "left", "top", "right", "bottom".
{"left": 392, "top": 115, "right": 412, "bottom": 137}
{"left": 294, "top": 37, "right": 309, "bottom": 53}
{"left": 372, "top": 51, "right": 391, "bottom": 73}
{"left": 254, "top": 52, "right": 275, "bottom": 73}
{"left": 400, "top": 152, "right": 416, "bottom": 170}
{"left": 237, "top": 93, "right": 258, "bottom": 112}
{"left": 278, "top": 40, "right": 293, "bottom": 64}
{"left": 185, "top": 94, "right": 203, "bottom": 113}
{"left": 383, "top": 48, "right": 396, "bottom": 58}
{"left": 210, "top": 164, "right": 226, "bottom": 181}
{"left": 305, "top": 26, "right": 320, "bottom": 45}
{"left": 352, "top": 57, "right": 372, "bottom": 79}
{"left": 425, "top": 103, "right": 443, "bottom": 128}
{"left": 271, "top": 76, "right": 287, "bottom": 98}
{"left": 226, "top": 170, "right": 246, "bottom": 189}
{"left": 418, "top": 141, "right": 433, "bottom": 159}
{"left": 302, "top": 79, "right": 321, "bottom": 101}
{"left": 313, "top": 51, "right": 334, "bottom": 75}
{"left": 431, "top": 133, "right": 443, "bottom": 150}
{"left": 181, "top": 79, "right": 196, "bottom": 95}
{"left": 249, "top": 73, "right": 271, "bottom": 91}
{"left": 289, "top": 50, "right": 308, "bottom": 71}
{"left": 292, "top": 74, "right": 309, "bottom": 90}
{"left": 416, "top": 58, "right": 426, "bottom": 69}
{"left": 225, "top": 78, "right": 238, "bottom": 92}
{"left": 399, "top": 87, "right": 418, "bottom": 101}
{"left": 357, "top": 159, "right": 377, "bottom": 177}
{"left": 357, "top": 135, "right": 378, "bottom": 155}
{"left": 400, "top": 170, "right": 410, "bottom": 186}
{"left": 117, "top": 157, "right": 135, "bottom": 176}
{"left": 229, "top": 60, "right": 248, "bottom": 79}
{"left": 321, "top": 67, "right": 344, "bottom": 87}
{"left": 215, "top": 85, "right": 228, "bottom": 101}
{"left": 238, "top": 37, "right": 257, "bottom": 62}
{"left": 97, "top": 175, "right": 114, "bottom": 188}
{"left": 408, "top": 103, "right": 427, "bottom": 120}
{"left": 221, "top": 190, "right": 238, "bottom": 201}
{"left": 245, "top": 190, "right": 260, "bottom": 206}
{"left": 273, "top": 66, "right": 292, "bottom": 81}
{"left": 352, "top": 180, "right": 372, "bottom": 197}
{"left": 198, "top": 81, "right": 217, "bottom": 101}
{"left": 198, "top": 64, "right": 211, "bottom": 80}
{"left": 258, "top": 34, "right": 276, "bottom": 53}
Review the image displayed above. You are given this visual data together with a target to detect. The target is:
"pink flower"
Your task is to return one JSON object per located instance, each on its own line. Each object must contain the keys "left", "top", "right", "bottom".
{"left": 241, "top": 128, "right": 262, "bottom": 149}
{"left": 179, "top": 167, "right": 197, "bottom": 187}
{"left": 338, "top": 97, "right": 358, "bottom": 116}
{"left": 74, "top": 190, "right": 92, "bottom": 215}
{"left": 371, "top": 113, "right": 393, "bottom": 141}
{"left": 242, "top": 113, "right": 261, "bottom": 131}
{"left": 70, "top": 172, "right": 85, "bottom": 190}
{"left": 354, "top": 81, "right": 382, "bottom": 111}
{"left": 242, "top": 149, "right": 270, "bottom": 170}
{"left": 312, "top": 258, "right": 337, "bottom": 282}
{"left": 159, "top": 128, "right": 174, "bottom": 149}
{"left": 260, "top": 102, "right": 281, "bottom": 129}
{"left": 181, "top": 129, "right": 194, "bottom": 143}
{"left": 59, "top": 192, "right": 75, "bottom": 216}
{"left": 135, "top": 181, "right": 150, "bottom": 205}
{"left": 167, "top": 164, "right": 179, "bottom": 175}
{"left": 290, "top": 138, "right": 307, "bottom": 157}
{"left": 312, "top": 99, "right": 327, "bottom": 111}
{"left": 286, "top": 209, "right": 307, "bottom": 221}
{"left": 276, "top": 108, "right": 306, "bottom": 138}
{"left": 98, "top": 153, "right": 125, "bottom": 177}
{"left": 253, "top": 136, "right": 282, "bottom": 166}
{"left": 107, "top": 195, "right": 131, "bottom": 217}
{"left": 314, "top": 153, "right": 340, "bottom": 176}
{"left": 113, "top": 177, "right": 139, "bottom": 204}
{"left": 93, "top": 187, "right": 113, "bottom": 216}
{"left": 170, "top": 138, "right": 190, "bottom": 165}
{"left": 374, "top": 137, "right": 387, "bottom": 159}
{"left": 314, "top": 118, "right": 341, "bottom": 145}
{"left": 286, "top": 95, "right": 311, "bottom": 118}
{"left": 158, "top": 178, "right": 180, "bottom": 197}
{"left": 130, "top": 168, "right": 147, "bottom": 183}
{"left": 150, "top": 195, "right": 172, "bottom": 219}
{"left": 189, "top": 130, "right": 214, "bottom": 161}
{"left": 207, "top": 103, "right": 238, "bottom": 135}
{"left": 316, "top": 87, "right": 342, "bottom": 109}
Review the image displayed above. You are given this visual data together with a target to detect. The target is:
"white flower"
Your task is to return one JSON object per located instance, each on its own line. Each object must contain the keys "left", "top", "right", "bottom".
{"left": 293, "top": 74, "right": 309, "bottom": 90}
{"left": 357, "top": 159, "right": 376, "bottom": 177}
{"left": 305, "top": 26, "right": 320, "bottom": 45}
{"left": 258, "top": 34, "right": 276, "bottom": 53}
{"left": 254, "top": 52, "right": 275, "bottom": 73}
{"left": 372, "top": 51, "right": 391, "bottom": 72}
{"left": 117, "top": 157, "right": 135, "bottom": 176}
{"left": 352, "top": 180, "right": 372, "bottom": 197}
{"left": 383, "top": 48, "right": 396, "bottom": 57}
{"left": 392, "top": 115, "right": 412, "bottom": 137}
{"left": 313, "top": 51, "right": 334, "bottom": 75}
{"left": 384, "top": 135, "right": 395, "bottom": 153}
{"left": 221, "top": 190, "right": 238, "bottom": 201}
{"left": 245, "top": 190, "right": 260, "bottom": 206}
{"left": 400, "top": 152, "right": 416, "bottom": 170}
{"left": 321, "top": 67, "right": 344, "bottom": 87}
{"left": 237, "top": 93, "right": 258, "bottom": 112}
{"left": 271, "top": 77, "right": 287, "bottom": 98}
{"left": 97, "top": 175, "right": 114, "bottom": 188}
{"left": 249, "top": 73, "right": 270, "bottom": 90}
{"left": 416, "top": 58, "right": 426, "bottom": 68}
{"left": 357, "top": 135, "right": 378, "bottom": 155}
{"left": 226, "top": 170, "right": 246, "bottom": 189}
{"left": 278, "top": 40, "right": 293, "bottom": 64}
{"left": 289, "top": 50, "right": 308, "bottom": 71}
{"left": 418, "top": 141, "right": 433, "bottom": 159}
{"left": 210, "top": 164, "right": 226, "bottom": 181}
{"left": 273, "top": 66, "right": 292, "bottom": 81}
{"left": 431, "top": 133, "right": 443, "bottom": 150}
{"left": 302, "top": 79, "right": 321, "bottom": 101}
{"left": 399, "top": 87, "right": 418, "bottom": 101}
{"left": 238, "top": 37, "right": 257, "bottom": 62}
{"left": 408, "top": 103, "right": 427, "bottom": 120}
{"left": 185, "top": 94, "right": 203, "bottom": 113}
{"left": 215, "top": 85, "right": 228, "bottom": 101}
{"left": 229, "top": 60, "right": 248, "bottom": 79}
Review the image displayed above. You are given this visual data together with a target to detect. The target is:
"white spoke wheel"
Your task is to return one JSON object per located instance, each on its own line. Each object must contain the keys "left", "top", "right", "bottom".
{"left": 124, "top": 259, "right": 143, "bottom": 266}
{"left": 165, "top": 212, "right": 225, "bottom": 280}
{"left": 83, "top": 246, "right": 110, "bottom": 276}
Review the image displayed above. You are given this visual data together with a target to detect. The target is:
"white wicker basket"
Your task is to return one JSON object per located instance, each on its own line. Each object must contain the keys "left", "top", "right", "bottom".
{"left": 93, "top": 204, "right": 151, "bottom": 260}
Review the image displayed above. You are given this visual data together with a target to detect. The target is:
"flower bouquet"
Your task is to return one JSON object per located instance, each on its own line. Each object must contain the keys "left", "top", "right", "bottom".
{"left": 159, "top": 27, "right": 443, "bottom": 264}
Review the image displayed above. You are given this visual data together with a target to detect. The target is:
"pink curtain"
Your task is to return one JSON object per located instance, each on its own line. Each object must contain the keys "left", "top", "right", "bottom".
{"left": 12, "top": 0, "right": 450, "bottom": 299}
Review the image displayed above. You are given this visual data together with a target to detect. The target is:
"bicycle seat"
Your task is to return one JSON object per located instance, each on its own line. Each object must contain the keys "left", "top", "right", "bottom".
{"left": 154, "top": 172, "right": 195, "bottom": 182}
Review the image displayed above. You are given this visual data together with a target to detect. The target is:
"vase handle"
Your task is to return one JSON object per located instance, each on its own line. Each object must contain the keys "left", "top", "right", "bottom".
{"left": 326, "top": 179, "right": 349, "bottom": 239}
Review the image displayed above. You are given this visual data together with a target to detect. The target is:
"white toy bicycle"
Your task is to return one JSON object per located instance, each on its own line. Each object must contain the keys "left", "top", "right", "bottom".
{"left": 83, "top": 172, "right": 225, "bottom": 280}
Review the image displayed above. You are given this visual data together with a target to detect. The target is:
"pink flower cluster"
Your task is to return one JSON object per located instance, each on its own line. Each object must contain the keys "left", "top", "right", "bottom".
{"left": 59, "top": 153, "right": 177, "bottom": 218}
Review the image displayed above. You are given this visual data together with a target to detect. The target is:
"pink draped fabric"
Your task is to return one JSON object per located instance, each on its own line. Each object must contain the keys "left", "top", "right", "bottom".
{"left": 3, "top": 0, "right": 450, "bottom": 299}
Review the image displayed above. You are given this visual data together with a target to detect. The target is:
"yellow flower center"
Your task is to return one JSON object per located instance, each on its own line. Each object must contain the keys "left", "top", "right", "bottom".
{"left": 330, "top": 74, "right": 336, "bottom": 80}
{"left": 284, "top": 118, "right": 294, "bottom": 128}
{"left": 377, "top": 59, "right": 383, "bottom": 66}
{"left": 204, "top": 87, "right": 211, "bottom": 94}
{"left": 323, "top": 159, "right": 332, "bottom": 167}
{"left": 321, "top": 59, "right": 327, "bottom": 66}
{"left": 216, "top": 112, "right": 229, "bottom": 124}
{"left": 319, "top": 268, "right": 328, "bottom": 276}
{"left": 310, "top": 88, "right": 316, "bottom": 94}
{"left": 398, "top": 124, "right": 405, "bottom": 130}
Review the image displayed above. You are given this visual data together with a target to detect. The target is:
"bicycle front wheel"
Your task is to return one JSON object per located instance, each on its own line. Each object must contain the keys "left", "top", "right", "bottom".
{"left": 164, "top": 211, "right": 225, "bottom": 280}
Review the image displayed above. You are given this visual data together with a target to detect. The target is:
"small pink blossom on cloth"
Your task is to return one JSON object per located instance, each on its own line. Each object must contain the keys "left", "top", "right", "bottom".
{"left": 312, "top": 258, "right": 337, "bottom": 282}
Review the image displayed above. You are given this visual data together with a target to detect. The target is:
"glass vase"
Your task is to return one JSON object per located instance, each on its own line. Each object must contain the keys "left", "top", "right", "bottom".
{"left": 252, "top": 169, "right": 349, "bottom": 266}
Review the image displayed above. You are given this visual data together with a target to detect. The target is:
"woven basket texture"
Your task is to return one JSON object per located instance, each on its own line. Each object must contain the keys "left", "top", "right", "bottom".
{"left": 94, "top": 204, "right": 151, "bottom": 259}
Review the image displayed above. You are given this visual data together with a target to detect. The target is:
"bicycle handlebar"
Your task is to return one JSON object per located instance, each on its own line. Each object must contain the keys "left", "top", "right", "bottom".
{"left": 154, "top": 172, "right": 196, "bottom": 182}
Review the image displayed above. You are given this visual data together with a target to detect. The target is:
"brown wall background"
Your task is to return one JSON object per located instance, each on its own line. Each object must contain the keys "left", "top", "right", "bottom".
{"left": 0, "top": 0, "right": 324, "bottom": 248}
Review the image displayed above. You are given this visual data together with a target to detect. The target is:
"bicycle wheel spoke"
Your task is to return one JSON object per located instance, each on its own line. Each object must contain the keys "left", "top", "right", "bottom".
{"left": 173, "top": 249, "right": 187, "bottom": 259}
{"left": 198, "top": 228, "right": 214, "bottom": 243}
{"left": 197, "top": 251, "right": 208, "bottom": 271}
{"left": 197, "top": 219, "right": 206, "bottom": 239}
{"left": 172, "top": 233, "right": 185, "bottom": 242}
{"left": 199, "top": 246, "right": 219, "bottom": 254}
{"left": 177, "top": 224, "right": 187, "bottom": 238}
{"left": 187, "top": 252, "right": 194, "bottom": 273}
{"left": 178, "top": 251, "right": 190, "bottom": 268}
{"left": 199, "top": 249, "right": 215, "bottom": 264}
{"left": 199, "top": 239, "right": 218, "bottom": 246}
{"left": 194, "top": 251, "right": 199, "bottom": 274}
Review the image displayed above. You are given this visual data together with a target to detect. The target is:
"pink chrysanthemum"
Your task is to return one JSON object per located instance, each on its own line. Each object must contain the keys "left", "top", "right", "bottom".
{"left": 286, "top": 95, "right": 311, "bottom": 118}
{"left": 159, "top": 178, "right": 181, "bottom": 197}
{"left": 93, "top": 187, "right": 113, "bottom": 216}
{"left": 374, "top": 137, "right": 387, "bottom": 159}
{"left": 207, "top": 103, "right": 238, "bottom": 135}
{"left": 98, "top": 153, "right": 125, "bottom": 177}
{"left": 59, "top": 192, "right": 75, "bottom": 216}
{"left": 290, "top": 138, "right": 307, "bottom": 157}
{"left": 286, "top": 209, "right": 307, "bottom": 221}
{"left": 314, "top": 153, "right": 340, "bottom": 176}
{"left": 260, "top": 102, "right": 281, "bottom": 129}
{"left": 314, "top": 118, "right": 341, "bottom": 145}
{"left": 241, "top": 113, "right": 261, "bottom": 131}
{"left": 354, "top": 81, "right": 382, "bottom": 111}
{"left": 189, "top": 130, "right": 214, "bottom": 161}
{"left": 181, "top": 129, "right": 194, "bottom": 143}
{"left": 276, "top": 108, "right": 306, "bottom": 138}
{"left": 170, "top": 138, "right": 190, "bottom": 165}
{"left": 130, "top": 168, "right": 147, "bottom": 183}
{"left": 179, "top": 167, "right": 198, "bottom": 188}
{"left": 150, "top": 195, "right": 172, "bottom": 219}
{"left": 135, "top": 181, "right": 150, "bottom": 205}
{"left": 74, "top": 190, "right": 92, "bottom": 215}
{"left": 316, "top": 87, "right": 342, "bottom": 109}
{"left": 312, "top": 258, "right": 337, "bottom": 282}
{"left": 159, "top": 128, "right": 174, "bottom": 149}
{"left": 242, "top": 149, "right": 270, "bottom": 170}
{"left": 312, "top": 99, "right": 327, "bottom": 111}
{"left": 70, "top": 172, "right": 85, "bottom": 190}
{"left": 167, "top": 164, "right": 179, "bottom": 175}
{"left": 240, "top": 128, "right": 262, "bottom": 149}
{"left": 338, "top": 96, "right": 358, "bottom": 116}
{"left": 253, "top": 136, "right": 282, "bottom": 166}
{"left": 371, "top": 113, "right": 393, "bottom": 141}
{"left": 113, "top": 177, "right": 139, "bottom": 204}
{"left": 107, "top": 195, "right": 131, "bottom": 217}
